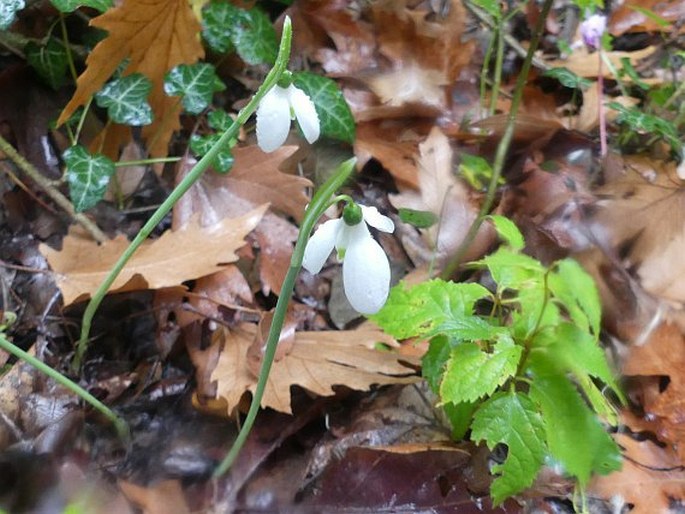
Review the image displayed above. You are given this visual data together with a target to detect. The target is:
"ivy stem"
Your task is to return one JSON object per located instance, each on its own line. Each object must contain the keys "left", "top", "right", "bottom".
{"left": 0, "top": 334, "right": 129, "bottom": 440}
{"left": 440, "top": 0, "right": 554, "bottom": 279}
{"left": 212, "top": 157, "right": 356, "bottom": 477}
{"left": 114, "top": 157, "right": 181, "bottom": 167}
{"left": 75, "top": 17, "right": 294, "bottom": 371}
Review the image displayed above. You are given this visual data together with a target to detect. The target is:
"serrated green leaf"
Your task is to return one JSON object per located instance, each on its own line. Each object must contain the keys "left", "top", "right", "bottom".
{"left": 95, "top": 73, "right": 153, "bottom": 126}
{"left": 164, "top": 63, "right": 225, "bottom": 115}
{"left": 549, "top": 258, "right": 601, "bottom": 336}
{"left": 422, "top": 334, "right": 451, "bottom": 392}
{"left": 64, "top": 145, "right": 115, "bottom": 212}
{"left": 476, "top": 247, "right": 545, "bottom": 292}
{"left": 443, "top": 401, "right": 477, "bottom": 440}
{"left": 208, "top": 109, "right": 233, "bottom": 131}
{"left": 0, "top": 0, "right": 24, "bottom": 29}
{"left": 50, "top": 0, "right": 111, "bottom": 12}
{"left": 370, "top": 279, "right": 492, "bottom": 339}
{"left": 440, "top": 335, "right": 522, "bottom": 403}
{"left": 189, "top": 133, "right": 234, "bottom": 173}
{"left": 293, "top": 71, "right": 355, "bottom": 144}
{"left": 543, "top": 67, "right": 593, "bottom": 90}
{"left": 471, "top": 392, "right": 546, "bottom": 505}
{"left": 488, "top": 215, "right": 524, "bottom": 251}
{"left": 202, "top": 1, "right": 277, "bottom": 64}
{"left": 528, "top": 353, "right": 622, "bottom": 485}
{"left": 398, "top": 208, "right": 438, "bottom": 229}
{"left": 25, "top": 39, "right": 68, "bottom": 90}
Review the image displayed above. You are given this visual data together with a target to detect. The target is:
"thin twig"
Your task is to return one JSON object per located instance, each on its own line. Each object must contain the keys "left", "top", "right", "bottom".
{"left": 0, "top": 135, "right": 108, "bottom": 243}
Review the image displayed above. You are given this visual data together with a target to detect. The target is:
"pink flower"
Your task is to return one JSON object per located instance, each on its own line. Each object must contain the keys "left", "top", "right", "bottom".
{"left": 580, "top": 13, "right": 607, "bottom": 50}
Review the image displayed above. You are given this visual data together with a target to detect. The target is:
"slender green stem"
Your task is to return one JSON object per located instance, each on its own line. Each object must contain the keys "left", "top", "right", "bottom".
{"left": 213, "top": 157, "right": 357, "bottom": 477}
{"left": 440, "top": 0, "right": 554, "bottom": 279}
{"left": 0, "top": 334, "right": 129, "bottom": 440}
{"left": 59, "top": 13, "right": 79, "bottom": 85}
{"left": 75, "top": 18, "right": 295, "bottom": 369}
{"left": 489, "top": 24, "right": 505, "bottom": 115}
{"left": 114, "top": 157, "right": 181, "bottom": 167}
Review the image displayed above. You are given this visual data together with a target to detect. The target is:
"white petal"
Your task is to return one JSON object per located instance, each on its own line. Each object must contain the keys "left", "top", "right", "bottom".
{"left": 302, "top": 219, "right": 341, "bottom": 274}
{"left": 256, "top": 86, "right": 292, "bottom": 153}
{"left": 288, "top": 85, "right": 320, "bottom": 145}
{"left": 342, "top": 224, "right": 391, "bottom": 314}
{"left": 360, "top": 205, "right": 394, "bottom": 233}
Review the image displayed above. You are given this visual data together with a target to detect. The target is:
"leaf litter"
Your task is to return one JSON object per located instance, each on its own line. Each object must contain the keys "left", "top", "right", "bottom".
{"left": 3, "top": 0, "right": 685, "bottom": 511}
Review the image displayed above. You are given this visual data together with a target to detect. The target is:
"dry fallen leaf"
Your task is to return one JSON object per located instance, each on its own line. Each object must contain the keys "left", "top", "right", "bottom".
{"left": 173, "top": 145, "right": 309, "bottom": 294}
{"left": 211, "top": 323, "right": 419, "bottom": 414}
{"left": 119, "top": 479, "right": 191, "bottom": 514}
{"left": 40, "top": 205, "right": 267, "bottom": 305}
{"left": 547, "top": 46, "right": 656, "bottom": 79}
{"left": 589, "top": 433, "right": 685, "bottom": 513}
{"left": 389, "top": 127, "right": 493, "bottom": 266}
{"left": 57, "top": 0, "right": 203, "bottom": 158}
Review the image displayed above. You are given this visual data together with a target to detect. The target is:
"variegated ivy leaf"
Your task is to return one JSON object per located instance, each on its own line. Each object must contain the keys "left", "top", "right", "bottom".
{"left": 64, "top": 145, "right": 115, "bottom": 212}
{"left": 202, "top": 1, "right": 277, "bottom": 65}
{"left": 164, "top": 63, "right": 225, "bottom": 115}
{"left": 95, "top": 73, "right": 153, "bottom": 126}
{"left": 0, "top": 0, "right": 24, "bottom": 29}
{"left": 50, "top": 0, "right": 111, "bottom": 12}
{"left": 189, "top": 134, "right": 234, "bottom": 173}
{"left": 293, "top": 72, "right": 355, "bottom": 144}
{"left": 25, "top": 39, "right": 68, "bottom": 90}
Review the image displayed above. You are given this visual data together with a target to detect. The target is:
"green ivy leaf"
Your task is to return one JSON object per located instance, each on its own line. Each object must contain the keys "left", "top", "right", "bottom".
{"left": 207, "top": 109, "right": 233, "bottom": 131}
{"left": 528, "top": 353, "right": 622, "bottom": 485}
{"left": 95, "top": 73, "right": 153, "bottom": 126}
{"left": 548, "top": 258, "right": 601, "bottom": 336}
{"left": 189, "top": 134, "right": 234, "bottom": 173}
{"left": 0, "top": 0, "right": 24, "bottom": 29}
{"left": 202, "top": 1, "right": 277, "bottom": 64}
{"left": 440, "top": 335, "right": 522, "bottom": 403}
{"left": 607, "top": 102, "right": 680, "bottom": 151}
{"left": 370, "top": 279, "right": 492, "bottom": 339}
{"left": 543, "top": 67, "right": 592, "bottom": 90}
{"left": 25, "top": 39, "right": 68, "bottom": 90}
{"left": 398, "top": 208, "right": 438, "bottom": 229}
{"left": 64, "top": 145, "right": 115, "bottom": 212}
{"left": 488, "top": 215, "right": 525, "bottom": 251}
{"left": 50, "top": 0, "right": 111, "bottom": 12}
{"left": 164, "top": 63, "right": 225, "bottom": 115}
{"left": 471, "top": 392, "right": 546, "bottom": 505}
{"left": 293, "top": 71, "right": 356, "bottom": 144}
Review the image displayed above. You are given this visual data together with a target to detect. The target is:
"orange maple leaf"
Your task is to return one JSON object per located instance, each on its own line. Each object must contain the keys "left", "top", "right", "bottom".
{"left": 57, "top": 0, "right": 204, "bottom": 158}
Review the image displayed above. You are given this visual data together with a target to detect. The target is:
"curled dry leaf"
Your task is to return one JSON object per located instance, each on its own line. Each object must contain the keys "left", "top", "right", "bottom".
{"left": 589, "top": 433, "right": 685, "bottom": 513}
{"left": 389, "top": 127, "right": 493, "bottom": 266}
{"left": 57, "top": 0, "right": 204, "bottom": 158}
{"left": 40, "top": 205, "right": 267, "bottom": 305}
{"left": 210, "top": 323, "right": 419, "bottom": 414}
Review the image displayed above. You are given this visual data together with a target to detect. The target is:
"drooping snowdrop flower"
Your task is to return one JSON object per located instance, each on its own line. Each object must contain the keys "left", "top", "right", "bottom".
{"left": 302, "top": 203, "right": 394, "bottom": 315}
{"left": 256, "top": 75, "right": 320, "bottom": 153}
{"left": 580, "top": 13, "right": 607, "bottom": 50}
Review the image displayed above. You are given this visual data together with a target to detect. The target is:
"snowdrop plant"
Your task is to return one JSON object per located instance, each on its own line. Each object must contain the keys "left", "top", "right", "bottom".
{"left": 256, "top": 71, "right": 320, "bottom": 152}
{"left": 303, "top": 202, "right": 394, "bottom": 314}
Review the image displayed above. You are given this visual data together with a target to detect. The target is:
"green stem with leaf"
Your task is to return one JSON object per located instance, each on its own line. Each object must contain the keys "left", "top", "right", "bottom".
{"left": 212, "top": 157, "right": 357, "bottom": 477}
{"left": 441, "top": 0, "right": 555, "bottom": 279}
{"left": 75, "top": 18, "right": 294, "bottom": 370}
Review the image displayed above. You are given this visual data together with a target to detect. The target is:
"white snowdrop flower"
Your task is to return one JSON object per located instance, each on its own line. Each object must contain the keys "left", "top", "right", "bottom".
{"left": 256, "top": 82, "right": 320, "bottom": 152}
{"left": 580, "top": 13, "right": 607, "bottom": 50}
{"left": 302, "top": 204, "right": 394, "bottom": 315}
